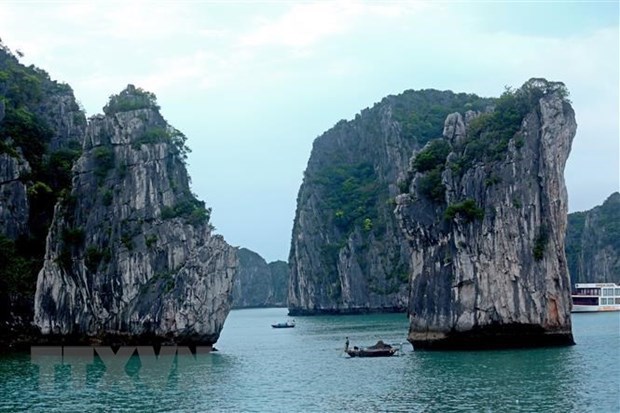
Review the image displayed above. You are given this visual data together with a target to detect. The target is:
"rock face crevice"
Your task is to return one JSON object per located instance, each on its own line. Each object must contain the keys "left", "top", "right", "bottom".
{"left": 34, "top": 86, "right": 236, "bottom": 346}
{"left": 395, "top": 79, "right": 576, "bottom": 349}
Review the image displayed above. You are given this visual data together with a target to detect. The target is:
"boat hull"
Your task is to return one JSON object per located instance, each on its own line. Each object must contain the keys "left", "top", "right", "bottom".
{"left": 346, "top": 348, "right": 397, "bottom": 358}
{"left": 572, "top": 304, "right": 620, "bottom": 313}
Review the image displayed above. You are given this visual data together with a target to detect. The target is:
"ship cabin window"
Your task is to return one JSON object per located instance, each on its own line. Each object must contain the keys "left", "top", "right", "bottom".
{"left": 615, "top": 288, "right": 620, "bottom": 296}
{"left": 602, "top": 289, "right": 612, "bottom": 297}
{"left": 600, "top": 298, "right": 607, "bottom": 305}
{"left": 615, "top": 298, "right": 620, "bottom": 305}
{"left": 573, "top": 296, "right": 598, "bottom": 306}
{"left": 576, "top": 288, "right": 601, "bottom": 296}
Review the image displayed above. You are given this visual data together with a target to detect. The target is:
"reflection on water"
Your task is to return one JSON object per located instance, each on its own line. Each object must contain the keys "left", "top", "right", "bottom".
{"left": 0, "top": 309, "right": 618, "bottom": 412}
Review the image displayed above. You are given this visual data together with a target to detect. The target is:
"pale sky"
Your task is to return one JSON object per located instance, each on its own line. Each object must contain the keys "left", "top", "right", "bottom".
{"left": 0, "top": 1, "right": 618, "bottom": 262}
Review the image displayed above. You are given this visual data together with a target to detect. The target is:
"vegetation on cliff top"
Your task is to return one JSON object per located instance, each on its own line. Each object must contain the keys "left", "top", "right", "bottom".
{"left": 407, "top": 78, "right": 570, "bottom": 216}
{"left": 390, "top": 89, "right": 490, "bottom": 145}
{"left": 103, "top": 85, "right": 160, "bottom": 114}
{"left": 450, "top": 78, "right": 570, "bottom": 173}
{"left": 107, "top": 86, "right": 192, "bottom": 163}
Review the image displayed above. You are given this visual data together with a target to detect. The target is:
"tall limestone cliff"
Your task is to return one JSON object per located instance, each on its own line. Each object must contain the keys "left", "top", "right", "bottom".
{"left": 395, "top": 79, "right": 576, "bottom": 349}
{"left": 566, "top": 192, "right": 620, "bottom": 285}
{"left": 289, "top": 90, "right": 492, "bottom": 314}
{"left": 233, "top": 248, "right": 288, "bottom": 308}
{"left": 34, "top": 86, "right": 236, "bottom": 346}
{"left": 0, "top": 44, "right": 85, "bottom": 347}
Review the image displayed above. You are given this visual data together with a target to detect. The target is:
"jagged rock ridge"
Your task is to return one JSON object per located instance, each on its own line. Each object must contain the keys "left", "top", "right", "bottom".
{"left": 566, "top": 192, "right": 620, "bottom": 285}
{"left": 289, "top": 89, "right": 492, "bottom": 315}
{"left": 233, "top": 248, "right": 288, "bottom": 308}
{"left": 395, "top": 79, "right": 576, "bottom": 349}
{"left": 34, "top": 85, "right": 236, "bottom": 345}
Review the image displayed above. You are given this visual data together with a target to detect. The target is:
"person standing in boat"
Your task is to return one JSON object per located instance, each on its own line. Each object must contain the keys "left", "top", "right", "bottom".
{"left": 345, "top": 337, "right": 349, "bottom": 352}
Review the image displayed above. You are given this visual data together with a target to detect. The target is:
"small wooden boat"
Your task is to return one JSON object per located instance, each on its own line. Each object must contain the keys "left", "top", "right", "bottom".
{"left": 346, "top": 340, "right": 398, "bottom": 357}
{"left": 271, "top": 320, "right": 295, "bottom": 328}
{"left": 346, "top": 347, "right": 398, "bottom": 357}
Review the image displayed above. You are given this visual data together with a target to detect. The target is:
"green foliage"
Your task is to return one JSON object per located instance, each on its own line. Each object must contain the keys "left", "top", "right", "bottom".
{"left": 103, "top": 85, "right": 160, "bottom": 115}
{"left": 484, "top": 175, "right": 501, "bottom": 187}
{"left": 417, "top": 168, "right": 445, "bottom": 203}
{"left": 452, "top": 79, "right": 570, "bottom": 173}
{"left": 445, "top": 198, "right": 484, "bottom": 223}
{"left": 312, "top": 162, "right": 381, "bottom": 235}
{"left": 117, "top": 163, "right": 128, "bottom": 179}
{"left": 514, "top": 137, "right": 525, "bottom": 149}
{"left": 0, "top": 106, "right": 52, "bottom": 165}
{"left": 85, "top": 246, "right": 111, "bottom": 271}
{"left": 410, "top": 139, "right": 452, "bottom": 203}
{"left": 100, "top": 189, "right": 113, "bottom": 206}
{"left": 121, "top": 233, "right": 134, "bottom": 251}
{"left": 57, "top": 248, "right": 72, "bottom": 271}
{"left": 27, "top": 181, "right": 52, "bottom": 196}
{"left": 93, "top": 146, "right": 115, "bottom": 182}
{"left": 0, "top": 235, "right": 37, "bottom": 294}
{"left": 58, "top": 227, "right": 85, "bottom": 271}
{"left": 397, "top": 178, "right": 410, "bottom": 194}
{"left": 144, "top": 270, "right": 176, "bottom": 294}
{"left": 62, "top": 227, "right": 85, "bottom": 246}
{"left": 512, "top": 198, "right": 522, "bottom": 209}
{"left": 0, "top": 139, "right": 19, "bottom": 158}
{"left": 160, "top": 197, "right": 211, "bottom": 226}
{"left": 133, "top": 127, "right": 169, "bottom": 149}
{"left": 398, "top": 270, "right": 410, "bottom": 283}
{"left": 596, "top": 193, "right": 620, "bottom": 250}
{"left": 412, "top": 139, "right": 451, "bottom": 172}
{"left": 565, "top": 211, "right": 586, "bottom": 281}
{"left": 533, "top": 226, "right": 549, "bottom": 261}
{"left": 45, "top": 144, "right": 82, "bottom": 192}
{"left": 362, "top": 218, "right": 373, "bottom": 232}
{"left": 168, "top": 128, "right": 191, "bottom": 162}
{"left": 390, "top": 90, "right": 491, "bottom": 145}
{"left": 145, "top": 234, "right": 157, "bottom": 248}
{"left": 188, "top": 206, "right": 209, "bottom": 226}
{"left": 133, "top": 126, "right": 191, "bottom": 163}
{"left": 320, "top": 243, "right": 344, "bottom": 272}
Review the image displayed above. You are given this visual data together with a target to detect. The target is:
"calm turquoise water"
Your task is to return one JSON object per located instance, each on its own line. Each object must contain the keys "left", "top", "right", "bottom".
{"left": 1, "top": 309, "right": 618, "bottom": 412}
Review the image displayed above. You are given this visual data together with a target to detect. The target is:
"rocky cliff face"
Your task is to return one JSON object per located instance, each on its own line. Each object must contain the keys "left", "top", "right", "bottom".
{"left": 233, "top": 248, "right": 288, "bottom": 308}
{"left": 566, "top": 192, "right": 620, "bottom": 285}
{"left": 289, "top": 90, "right": 492, "bottom": 315}
{"left": 34, "top": 86, "right": 236, "bottom": 346}
{"left": 0, "top": 149, "right": 30, "bottom": 240}
{"left": 0, "top": 45, "right": 85, "bottom": 348}
{"left": 395, "top": 79, "right": 576, "bottom": 349}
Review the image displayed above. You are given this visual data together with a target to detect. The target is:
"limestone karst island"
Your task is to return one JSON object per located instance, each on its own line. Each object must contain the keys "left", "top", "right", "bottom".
{"left": 0, "top": 37, "right": 618, "bottom": 412}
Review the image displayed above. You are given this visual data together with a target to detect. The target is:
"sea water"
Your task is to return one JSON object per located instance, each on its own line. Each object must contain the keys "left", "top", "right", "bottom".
{"left": 0, "top": 308, "right": 618, "bottom": 412}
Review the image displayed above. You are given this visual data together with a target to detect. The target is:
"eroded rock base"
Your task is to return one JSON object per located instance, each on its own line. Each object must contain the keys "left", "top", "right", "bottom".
{"left": 410, "top": 323, "right": 575, "bottom": 350}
